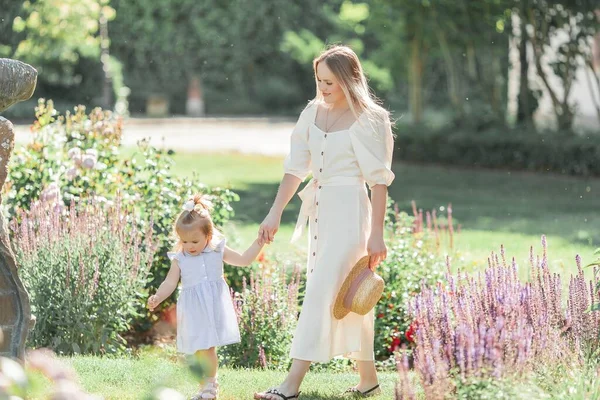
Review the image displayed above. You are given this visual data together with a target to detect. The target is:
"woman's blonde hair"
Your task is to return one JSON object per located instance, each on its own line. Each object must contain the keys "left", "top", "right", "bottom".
{"left": 312, "top": 45, "right": 390, "bottom": 127}
{"left": 173, "top": 194, "right": 221, "bottom": 252}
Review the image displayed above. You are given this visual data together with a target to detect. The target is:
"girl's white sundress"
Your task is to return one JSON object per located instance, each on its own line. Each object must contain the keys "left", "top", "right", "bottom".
{"left": 168, "top": 238, "right": 240, "bottom": 354}
{"left": 284, "top": 102, "right": 395, "bottom": 363}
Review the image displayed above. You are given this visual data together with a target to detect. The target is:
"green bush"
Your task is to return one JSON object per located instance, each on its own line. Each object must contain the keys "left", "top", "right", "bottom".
{"left": 5, "top": 99, "right": 239, "bottom": 333}
{"left": 220, "top": 267, "right": 301, "bottom": 370}
{"left": 374, "top": 209, "right": 446, "bottom": 360}
{"left": 11, "top": 200, "right": 156, "bottom": 354}
{"left": 395, "top": 128, "right": 600, "bottom": 177}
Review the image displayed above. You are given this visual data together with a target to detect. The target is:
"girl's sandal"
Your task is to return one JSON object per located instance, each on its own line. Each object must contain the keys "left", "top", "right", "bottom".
{"left": 342, "top": 384, "right": 381, "bottom": 397}
{"left": 254, "top": 388, "right": 301, "bottom": 399}
{"left": 191, "top": 380, "right": 219, "bottom": 400}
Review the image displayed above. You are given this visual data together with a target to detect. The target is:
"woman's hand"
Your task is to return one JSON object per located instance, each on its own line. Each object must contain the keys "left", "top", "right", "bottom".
{"left": 367, "top": 232, "right": 387, "bottom": 270}
{"left": 258, "top": 211, "right": 281, "bottom": 245}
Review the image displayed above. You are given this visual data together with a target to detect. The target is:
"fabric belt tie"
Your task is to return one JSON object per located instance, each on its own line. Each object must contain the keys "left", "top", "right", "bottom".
{"left": 291, "top": 176, "right": 365, "bottom": 243}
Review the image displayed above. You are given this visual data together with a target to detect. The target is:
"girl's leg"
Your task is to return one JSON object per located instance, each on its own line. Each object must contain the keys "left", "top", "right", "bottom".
{"left": 254, "top": 359, "right": 311, "bottom": 399}
{"left": 192, "top": 348, "right": 219, "bottom": 399}
{"left": 195, "top": 347, "right": 218, "bottom": 379}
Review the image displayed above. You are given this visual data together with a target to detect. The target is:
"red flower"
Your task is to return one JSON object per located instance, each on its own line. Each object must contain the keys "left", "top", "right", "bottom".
{"left": 161, "top": 304, "right": 177, "bottom": 327}
{"left": 405, "top": 320, "right": 418, "bottom": 343}
{"left": 388, "top": 336, "right": 401, "bottom": 353}
{"left": 257, "top": 252, "right": 266, "bottom": 262}
{"left": 377, "top": 313, "right": 384, "bottom": 318}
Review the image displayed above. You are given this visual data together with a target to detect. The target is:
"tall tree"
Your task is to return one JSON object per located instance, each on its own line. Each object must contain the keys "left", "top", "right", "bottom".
{"left": 527, "top": 0, "right": 600, "bottom": 131}
{"left": 10, "top": 0, "right": 114, "bottom": 85}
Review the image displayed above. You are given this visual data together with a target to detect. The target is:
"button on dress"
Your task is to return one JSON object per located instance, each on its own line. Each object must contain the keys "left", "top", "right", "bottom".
{"left": 284, "top": 103, "right": 395, "bottom": 362}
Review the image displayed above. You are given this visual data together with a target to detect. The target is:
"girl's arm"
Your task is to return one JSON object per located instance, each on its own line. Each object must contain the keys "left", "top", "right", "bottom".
{"left": 367, "top": 184, "right": 388, "bottom": 270}
{"left": 147, "top": 261, "right": 181, "bottom": 311}
{"left": 223, "top": 239, "right": 265, "bottom": 267}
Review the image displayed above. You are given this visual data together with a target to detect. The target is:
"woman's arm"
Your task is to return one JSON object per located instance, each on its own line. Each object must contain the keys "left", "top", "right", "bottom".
{"left": 223, "top": 239, "right": 265, "bottom": 267}
{"left": 367, "top": 184, "right": 388, "bottom": 270}
{"left": 258, "top": 173, "right": 302, "bottom": 245}
{"left": 147, "top": 261, "right": 181, "bottom": 310}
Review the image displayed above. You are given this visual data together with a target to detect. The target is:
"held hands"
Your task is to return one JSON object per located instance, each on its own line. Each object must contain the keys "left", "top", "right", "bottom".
{"left": 367, "top": 232, "right": 387, "bottom": 270}
{"left": 147, "top": 295, "right": 160, "bottom": 311}
{"left": 257, "top": 211, "right": 281, "bottom": 246}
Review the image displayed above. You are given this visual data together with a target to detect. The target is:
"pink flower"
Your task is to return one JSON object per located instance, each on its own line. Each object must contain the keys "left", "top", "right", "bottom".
{"left": 82, "top": 154, "right": 97, "bottom": 169}
{"left": 65, "top": 167, "right": 78, "bottom": 181}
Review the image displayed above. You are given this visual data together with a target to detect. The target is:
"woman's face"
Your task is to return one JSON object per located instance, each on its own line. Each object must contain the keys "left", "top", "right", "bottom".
{"left": 316, "top": 62, "right": 345, "bottom": 106}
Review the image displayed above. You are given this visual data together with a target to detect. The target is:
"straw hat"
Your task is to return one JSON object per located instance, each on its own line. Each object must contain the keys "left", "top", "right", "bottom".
{"left": 333, "top": 256, "right": 385, "bottom": 320}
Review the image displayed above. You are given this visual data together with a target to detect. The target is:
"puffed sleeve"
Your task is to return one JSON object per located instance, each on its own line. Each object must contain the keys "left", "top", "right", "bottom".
{"left": 212, "top": 236, "right": 226, "bottom": 254}
{"left": 349, "top": 112, "right": 395, "bottom": 189}
{"left": 283, "top": 104, "right": 316, "bottom": 181}
{"left": 167, "top": 251, "right": 182, "bottom": 262}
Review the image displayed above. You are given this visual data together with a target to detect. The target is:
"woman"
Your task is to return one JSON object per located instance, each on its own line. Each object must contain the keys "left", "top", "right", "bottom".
{"left": 255, "top": 45, "right": 395, "bottom": 399}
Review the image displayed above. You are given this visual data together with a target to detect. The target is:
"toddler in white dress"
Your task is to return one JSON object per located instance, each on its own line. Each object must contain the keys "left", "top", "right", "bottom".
{"left": 148, "top": 194, "right": 264, "bottom": 400}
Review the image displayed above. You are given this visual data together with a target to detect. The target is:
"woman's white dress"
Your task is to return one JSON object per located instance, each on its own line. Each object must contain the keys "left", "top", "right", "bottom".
{"left": 284, "top": 103, "right": 395, "bottom": 362}
{"left": 168, "top": 239, "right": 241, "bottom": 354}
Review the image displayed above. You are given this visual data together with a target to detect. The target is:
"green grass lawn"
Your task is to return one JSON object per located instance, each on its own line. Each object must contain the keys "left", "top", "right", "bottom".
{"left": 31, "top": 348, "right": 398, "bottom": 400}
{"left": 158, "top": 150, "right": 599, "bottom": 275}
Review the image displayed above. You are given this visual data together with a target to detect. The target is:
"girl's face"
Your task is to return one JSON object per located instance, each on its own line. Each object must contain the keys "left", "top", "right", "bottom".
{"left": 316, "top": 62, "right": 345, "bottom": 106}
{"left": 179, "top": 229, "right": 209, "bottom": 256}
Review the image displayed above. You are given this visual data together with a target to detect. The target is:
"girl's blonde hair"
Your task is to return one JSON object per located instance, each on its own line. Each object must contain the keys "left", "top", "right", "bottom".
{"left": 312, "top": 45, "right": 390, "bottom": 128}
{"left": 173, "top": 194, "right": 221, "bottom": 252}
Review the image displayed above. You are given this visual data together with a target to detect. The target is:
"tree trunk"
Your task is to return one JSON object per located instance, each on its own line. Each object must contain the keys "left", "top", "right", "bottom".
{"left": 408, "top": 15, "right": 424, "bottom": 124}
{"left": 516, "top": 4, "right": 534, "bottom": 126}
{"left": 435, "top": 27, "right": 463, "bottom": 120}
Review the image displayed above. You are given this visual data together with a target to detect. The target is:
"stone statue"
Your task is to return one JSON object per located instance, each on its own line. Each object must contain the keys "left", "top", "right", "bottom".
{"left": 0, "top": 58, "right": 37, "bottom": 360}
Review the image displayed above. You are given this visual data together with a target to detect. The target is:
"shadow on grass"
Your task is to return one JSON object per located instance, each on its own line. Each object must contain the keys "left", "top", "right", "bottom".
{"left": 230, "top": 183, "right": 302, "bottom": 226}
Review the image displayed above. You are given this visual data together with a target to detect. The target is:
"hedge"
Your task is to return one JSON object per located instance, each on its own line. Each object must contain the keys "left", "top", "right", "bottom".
{"left": 394, "top": 129, "right": 600, "bottom": 177}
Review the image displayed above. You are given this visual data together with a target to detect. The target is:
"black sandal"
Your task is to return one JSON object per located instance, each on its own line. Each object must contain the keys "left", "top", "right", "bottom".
{"left": 343, "top": 384, "right": 381, "bottom": 397}
{"left": 258, "top": 388, "right": 301, "bottom": 400}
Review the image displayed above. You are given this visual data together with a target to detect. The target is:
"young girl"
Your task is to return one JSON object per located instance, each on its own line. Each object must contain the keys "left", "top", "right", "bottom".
{"left": 148, "top": 194, "right": 264, "bottom": 400}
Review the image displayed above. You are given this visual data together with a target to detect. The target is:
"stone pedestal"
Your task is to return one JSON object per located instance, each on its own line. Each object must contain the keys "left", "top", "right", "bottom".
{"left": 0, "top": 58, "right": 37, "bottom": 360}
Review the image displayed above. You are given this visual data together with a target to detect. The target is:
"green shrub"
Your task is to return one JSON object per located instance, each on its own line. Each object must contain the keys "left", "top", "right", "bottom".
{"left": 395, "top": 127, "right": 600, "bottom": 177}
{"left": 11, "top": 200, "right": 157, "bottom": 354}
{"left": 5, "top": 99, "right": 239, "bottom": 333}
{"left": 220, "top": 267, "right": 301, "bottom": 370}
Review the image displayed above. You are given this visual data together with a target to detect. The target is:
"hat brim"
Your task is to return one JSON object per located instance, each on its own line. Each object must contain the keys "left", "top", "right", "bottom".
{"left": 333, "top": 255, "right": 371, "bottom": 320}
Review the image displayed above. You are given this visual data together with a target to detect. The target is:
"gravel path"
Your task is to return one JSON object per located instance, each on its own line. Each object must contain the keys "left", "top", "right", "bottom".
{"left": 13, "top": 117, "right": 296, "bottom": 156}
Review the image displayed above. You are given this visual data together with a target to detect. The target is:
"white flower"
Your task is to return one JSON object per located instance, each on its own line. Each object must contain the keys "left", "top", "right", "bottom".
{"left": 85, "top": 148, "right": 98, "bottom": 158}
{"left": 0, "top": 357, "right": 27, "bottom": 389}
{"left": 67, "top": 147, "right": 81, "bottom": 159}
{"left": 153, "top": 388, "right": 185, "bottom": 400}
{"left": 94, "top": 162, "right": 107, "bottom": 171}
